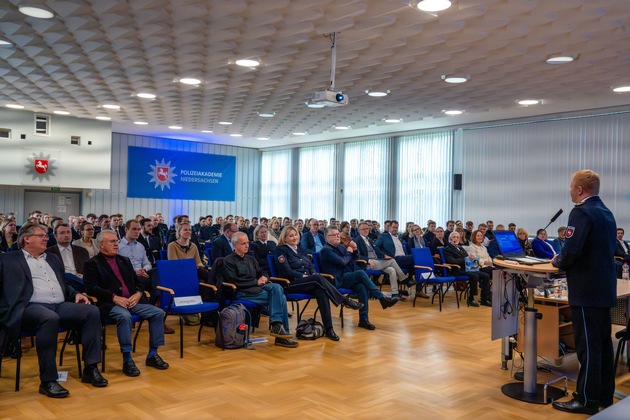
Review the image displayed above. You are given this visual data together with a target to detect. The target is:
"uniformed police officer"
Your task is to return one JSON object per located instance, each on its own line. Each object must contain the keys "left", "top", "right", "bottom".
{"left": 274, "top": 226, "right": 363, "bottom": 341}
{"left": 551, "top": 169, "right": 617, "bottom": 415}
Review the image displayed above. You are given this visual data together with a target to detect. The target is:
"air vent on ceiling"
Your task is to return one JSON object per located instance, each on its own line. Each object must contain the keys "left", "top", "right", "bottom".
{"left": 35, "top": 114, "right": 50, "bottom": 136}
{"left": 0, "top": 128, "right": 10, "bottom": 139}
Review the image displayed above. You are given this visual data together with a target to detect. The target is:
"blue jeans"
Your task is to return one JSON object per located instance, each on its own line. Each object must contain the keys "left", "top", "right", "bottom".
{"left": 336, "top": 271, "right": 383, "bottom": 320}
{"left": 236, "top": 283, "right": 289, "bottom": 331}
{"left": 109, "top": 303, "right": 165, "bottom": 353}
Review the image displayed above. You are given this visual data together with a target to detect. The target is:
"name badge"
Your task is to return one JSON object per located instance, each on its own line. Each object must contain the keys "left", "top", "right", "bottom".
{"left": 173, "top": 295, "right": 202, "bottom": 306}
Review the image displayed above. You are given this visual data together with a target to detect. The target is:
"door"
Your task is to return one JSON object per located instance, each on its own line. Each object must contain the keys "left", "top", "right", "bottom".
{"left": 24, "top": 190, "right": 82, "bottom": 221}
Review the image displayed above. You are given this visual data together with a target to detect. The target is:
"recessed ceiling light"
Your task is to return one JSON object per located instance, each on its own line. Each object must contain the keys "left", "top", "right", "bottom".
{"left": 218, "top": 121, "right": 232, "bottom": 125}
{"left": 235, "top": 59, "right": 260, "bottom": 67}
{"left": 306, "top": 102, "right": 325, "bottom": 109}
{"left": 414, "top": 0, "right": 452, "bottom": 12}
{"left": 546, "top": 55, "right": 574, "bottom": 64}
{"left": 168, "top": 125, "right": 182, "bottom": 129}
{"left": 443, "top": 110, "right": 463, "bottom": 115}
{"left": 293, "top": 132, "right": 307, "bottom": 136}
{"left": 96, "top": 116, "right": 111, "bottom": 121}
{"left": 613, "top": 86, "right": 630, "bottom": 93}
{"left": 230, "top": 133, "right": 242, "bottom": 137}
{"left": 102, "top": 104, "right": 120, "bottom": 110}
{"left": 5, "top": 104, "right": 24, "bottom": 109}
{"left": 365, "top": 90, "right": 390, "bottom": 97}
{"left": 201, "top": 130, "right": 213, "bottom": 133}
{"left": 0, "top": 39, "right": 12, "bottom": 47}
{"left": 441, "top": 75, "right": 469, "bottom": 84}
{"left": 178, "top": 78, "right": 201, "bottom": 85}
{"left": 134, "top": 121, "right": 148, "bottom": 125}
{"left": 518, "top": 99, "right": 540, "bottom": 106}
{"left": 53, "top": 110, "right": 70, "bottom": 115}
{"left": 19, "top": 5, "right": 54, "bottom": 19}
{"left": 335, "top": 125, "right": 351, "bottom": 130}
{"left": 257, "top": 137, "right": 269, "bottom": 140}
{"left": 384, "top": 118, "right": 401, "bottom": 123}
{"left": 257, "top": 112, "right": 275, "bottom": 118}
{"left": 136, "top": 93, "right": 156, "bottom": 99}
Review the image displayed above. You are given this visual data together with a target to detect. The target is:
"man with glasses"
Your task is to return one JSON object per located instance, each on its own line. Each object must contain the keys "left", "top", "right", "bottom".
{"left": 300, "top": 219, "right": 325, "bottom": 254}
{"left": 46, "top": 223, "right": 90, "bottom": 292}
{"left": 0, "top": 222, "right": 107, "bottom": 398}
{"left": 320, "top": 226, "right": 398, "bottom": 330}
{"left": 211, "top": 222, "right": 239, "bottom": 263}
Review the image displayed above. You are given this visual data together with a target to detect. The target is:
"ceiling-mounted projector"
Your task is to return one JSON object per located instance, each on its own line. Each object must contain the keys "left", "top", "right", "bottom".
{"left": 312, "top": 89, "right": 349, "bottom": 107}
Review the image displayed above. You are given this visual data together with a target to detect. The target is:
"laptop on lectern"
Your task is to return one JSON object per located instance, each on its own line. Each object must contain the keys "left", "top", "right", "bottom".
{"left": 493, "top": 230, "right": 549, "bottom": 265}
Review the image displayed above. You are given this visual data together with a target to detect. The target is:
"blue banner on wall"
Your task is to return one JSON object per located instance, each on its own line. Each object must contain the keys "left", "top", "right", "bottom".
{"left": 127, "top": 146, "right": 236, "bottom": 201}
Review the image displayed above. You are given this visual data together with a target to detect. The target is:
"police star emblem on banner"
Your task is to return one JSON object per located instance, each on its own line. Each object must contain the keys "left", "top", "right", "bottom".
{"left": 148, "top": 159, "right": 177, "bottom": 190}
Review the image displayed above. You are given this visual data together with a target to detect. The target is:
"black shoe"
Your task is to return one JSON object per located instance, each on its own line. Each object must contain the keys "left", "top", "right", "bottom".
{"left": 391, "top": 294, "right": 406, "bottom": 302}
{"left": 81, "top": 365, "right": 108, "bottom": 387}
{"left": 358, "top": 319, "right": 376, "bottom": 330}
{"left": 402, "top": 277, "right": 418, "bottom": 287}
{"left": 343, "top": 299, "right": 364, "bottom": 311}
{"left": 269, "top": 323, "right": 293, "bottom": 338}
{"left": 122, "top": 360, "right": 141, "bottom": 377}
{"left": 480, "top": 300, "right": 492, "bottom": 307}
{"left": 326, "top": 328, "right": 340, "bottom": 341}
{"left": 274, "top": 337, "right": 299, "bottom": 348}
{"left": 146, "top": 354, "right": 169, "bottom": 370}
{"left": 39, "top": 381, "right": 70, "bottom": 398}
{"left": 379, "top": 296, "right": 398, "bottom": 309}
{"left": 552, "top": 398, "right": 599, "bottom": 415}
{"left": 468, "top": 300, "right": 480, "bottom": 307}
{"left": 399, "top": 290, "right": 410, "bottom": 297}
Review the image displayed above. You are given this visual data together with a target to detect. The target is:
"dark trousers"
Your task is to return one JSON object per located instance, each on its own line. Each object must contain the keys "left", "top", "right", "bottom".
{"left": 461, "top": 270, "right": 490, "bottom": 302}
{"left": 21, "top": 301, "right": 101, "bottom": 383}
{"left": 288, "top": 274, "right": 345, "bottom": 330}
{"left": 394, "top": 255, "right": 414, "bottom": 272}
{"left": 336, "top": 271, "right": 384, "bottom": 320}
{"left": 571, "top": 306, "right": 615, "bottom": 406}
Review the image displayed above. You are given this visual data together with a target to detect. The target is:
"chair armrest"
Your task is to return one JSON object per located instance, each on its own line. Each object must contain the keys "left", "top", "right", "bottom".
{"left": 436, "top": 263, "right": 460, "bottom": 269}
{"left": 84, "top": 293, "right": 97, "bottom": 303}
{"left": 414, "top": 265, "right": 433, "bottom": 271}
{"left": 615, "top": 256, "right": 623, "bottom": 261}
{"left": 199, "top": 283, "right": 217, "bottom": 292}
{"left": 156, "top": 285, "right": 174, "bottom": 295}
{"left": 269, "top": 277, "right": 290, "bottom": 285}
{"left": 356, "top": 259, "right": 367, "bottom": 264}
{"left": 320, "top": 273, "right": 334, "bottom": 280}
{"left": 221, "top": 282, "right": 237, "bottom": 290}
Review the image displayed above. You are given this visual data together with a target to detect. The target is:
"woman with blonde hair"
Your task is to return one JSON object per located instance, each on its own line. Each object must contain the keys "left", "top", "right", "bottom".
{"left": 516, "top": 227, "right": 534, "bottom": 256}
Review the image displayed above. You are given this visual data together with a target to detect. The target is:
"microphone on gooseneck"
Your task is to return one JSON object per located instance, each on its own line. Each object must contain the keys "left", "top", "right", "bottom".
{"left": 543, "top": 209, "right": 563, "bottom": 231}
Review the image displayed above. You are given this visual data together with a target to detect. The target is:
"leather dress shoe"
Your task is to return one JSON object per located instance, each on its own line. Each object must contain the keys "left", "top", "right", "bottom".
{"left": 416, "top": 290, "right": 430, "bottom": 299}
{"left": 325, "top": 329, "right": 340, "bottom": 341}
{"left": 39, "top": 381, "right": 70, "bottom": 398}
{"left": 123, "top": 360, "right": 141, "bottom": 377}
{"left": 399, "top": 290, "right": 410, "bottom": 297}
{"left": 379, "top": 296, "right": 398, "bottom": 309}
{"left": 146, "top": 354, "right": 169, "bottom": 370}
{"left": 164, "top": 324, "right": 175, "bottom": 334}
{"left": 552, "top": 398, "right": 599, "bottom": 415}
{"left": 358, "top": 319, "right": 376, "bottom": 330}
{"left": 468, "top": 300, "right": 480, "bottom": 307}
{"left": 81, "top": 365, "right": 108, "bottom": 387}
{"left": 402, "top": 277, "right": 418, "bottom": 287}
{"left": 343, "top": 299, "right": 364, "bottom": 311}
{"left": 391, "top": 294, "right": 406, "bottom": 302}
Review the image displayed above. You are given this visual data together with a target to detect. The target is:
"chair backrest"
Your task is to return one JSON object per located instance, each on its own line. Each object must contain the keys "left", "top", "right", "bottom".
{"left": 267, "top": 254, "right": 280, "bottom": 277}
{"left": 311, "top": 252, "right": 323, "bottom": 273}
{"left": 156, "top": 259, "right": 200, "bottom": 307}
{"left": 412, "top": 247, "right": 435, "bottom": 269}
{"left": 159, "top": 249, "right": 168, "bottom": 260}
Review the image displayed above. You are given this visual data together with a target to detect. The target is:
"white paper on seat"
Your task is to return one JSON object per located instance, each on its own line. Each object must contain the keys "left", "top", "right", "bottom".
{"left": 173, "top": 295, "right": 202, "bottom": 306}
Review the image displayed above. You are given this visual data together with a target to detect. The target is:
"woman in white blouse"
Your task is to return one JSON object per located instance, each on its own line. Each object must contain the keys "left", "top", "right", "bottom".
{"left": 464, "top": 229, "right": 494, "bottom": 278}
{"left": 72, "top": 221, "right": 99, "bottom": 257}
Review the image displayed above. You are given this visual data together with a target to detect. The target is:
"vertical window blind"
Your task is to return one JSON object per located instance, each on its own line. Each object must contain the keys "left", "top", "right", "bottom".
{"left": 260, "top": 149, "right": 292, "bottom": 217}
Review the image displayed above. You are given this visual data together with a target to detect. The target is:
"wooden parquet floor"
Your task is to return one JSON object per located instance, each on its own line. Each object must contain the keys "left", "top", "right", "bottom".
{"left": 1, "top": 291, "right": 629, "bottom": 419}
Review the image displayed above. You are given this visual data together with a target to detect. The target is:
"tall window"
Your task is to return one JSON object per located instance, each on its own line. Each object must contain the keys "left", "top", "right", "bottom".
{"left": 397, "top": 131, "right": 453, "bottom": 226}
{"left": 260, "top": 150, "right": 292, "bottom": 217}
{"left": 298, "top": 144, "right": 336, "bottom": 219}
{"left": 343, "top": 138, "right": 390, "bottom": 221}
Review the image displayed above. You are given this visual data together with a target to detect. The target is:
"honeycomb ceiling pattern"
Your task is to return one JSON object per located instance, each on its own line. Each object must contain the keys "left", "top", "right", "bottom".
{"left": 1, "top": 0, "right": 629, "bottom": 148}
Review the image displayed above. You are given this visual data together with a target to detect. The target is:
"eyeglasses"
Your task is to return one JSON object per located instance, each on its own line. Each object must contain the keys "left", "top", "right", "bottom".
{"left": 326, "top": 233, "right": 340, "bottom": 237}
{"left": 101, "top": 240, "right": 118, "bottom": 245}
{"left": 29, "top": 234, "right": 48, "bottom": 238}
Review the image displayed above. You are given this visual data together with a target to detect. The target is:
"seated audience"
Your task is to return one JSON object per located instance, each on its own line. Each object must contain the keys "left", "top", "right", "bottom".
{"left": 0, "top": 222, "right": 107, "bottom": 398}
{"left": 137, "top": 218, "right": 162, "bottom": 265}
{"left": 0, "top": 218, "right": 18, "bottom": 252}
{"left": 531, "top": 228, "right": 556, "bottom": 259}
{"left": 73, "top": 221, "right": 99, "bottom": 257}
{"left": 268, "top": 218, "right": 281, "bottom": 244}
{"left": 373, "top": 220, "right": 417, "bottom": 285}
{"left": 407, "top": 224, "right": 427, "bottom": 251}
{"left": 275, "top": 226, "right": 362, "bottom": 341}
{"left": 46, "top": 223, "right": 89, "bottom": 291}
{"left": 84, "top": 231, "right": 169, "bottom": 377}
{"left": 118, "top": 220, "right": 157, "bottom": 302}
{"left": 442, "top": 231, "right": 491, "bottom": 307}
{"left": 223, "top": 232, "right": 298, "bottom": 348}
{"left": 211, "top": 222, "right": 238, "bottom": 263}
{"left": 167, "top": 222, "right": 209, "bottom": 282}
{"left": 516, "top": 227, "right": 535, "bottom": 256}
{"left": 552, "top": 226, "right": 567, "bottom": 254}
{"left": 429, "top": 226, "right": 447, "bottom": 257}
{"left": 615, "top": 228, "right": 630, "bottom": 261}
{"left": 455, "top": 227, "right": 469, "bottom": 246}
{"left": 423, "top": 220, "right": 437, "bottom": 245}
{"left": 319, "top": 226, "right": 398, "bottom": 330}
{"left": 300, "top": 219, "right": 326, "bottom": 254}
{"left": 464, "top": 229, "right": 495, "bottom": 301}
{"left": 249, "top": 224, "right": 276, "bottom": 272}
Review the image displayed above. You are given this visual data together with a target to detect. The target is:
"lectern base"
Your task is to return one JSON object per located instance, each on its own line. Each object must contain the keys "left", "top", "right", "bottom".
{"left": 501, "top": 382, "right": 566, "bottom": 404}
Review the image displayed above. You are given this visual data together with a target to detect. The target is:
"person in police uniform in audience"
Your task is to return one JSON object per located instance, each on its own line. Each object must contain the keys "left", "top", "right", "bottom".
{"left": 551, "top": 169, "right": 617, "bottom": 415}
{"left": 274, "top": 226, "right": 363, "bottom": 341}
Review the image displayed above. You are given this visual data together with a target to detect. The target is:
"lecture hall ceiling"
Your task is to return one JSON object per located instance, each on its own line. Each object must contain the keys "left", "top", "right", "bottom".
{"left": 1, "top": 0, "right": 629, "bottom": 148}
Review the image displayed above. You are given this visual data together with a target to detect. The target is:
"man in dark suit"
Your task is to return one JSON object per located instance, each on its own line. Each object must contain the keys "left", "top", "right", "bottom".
{"left": 249, "top": 225, "right": 276, "bottom": 271}
{"left": 211, "top": 222, "right": 238, "bottom": 263}
{"left": 46, "top": 223, "right": 90, "bottom": 292}
{"left": 552, "top": 170, "right": 617, "bottom": 415}
{"left": 137, "top": 218, "right": 163, "bottom": 265}
{"left": 319, "top": 226, "right": 397, "bottom": 330}
{"left": 0, "top": 222, "right": 107, "bottom": 398}
{"left": 615, "top": 228, "right": 630, "bottom": 261}
{"left": 300, "top": 219, "right": 325, "bottom": 254}
{"left": 84, "top": 230, "right": 169, "bottom": 377}
{"left": 374, "top": 221, "right": 417, "bottom": 285}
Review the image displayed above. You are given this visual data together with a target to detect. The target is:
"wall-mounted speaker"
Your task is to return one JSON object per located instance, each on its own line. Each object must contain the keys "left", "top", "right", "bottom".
{"left": 454, "top": 173, "right": 462, "bottom": 190}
